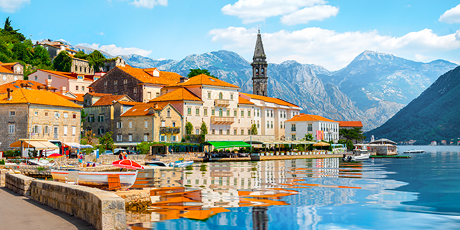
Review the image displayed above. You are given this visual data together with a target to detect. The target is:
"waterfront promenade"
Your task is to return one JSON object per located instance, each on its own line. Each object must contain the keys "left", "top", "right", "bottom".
{"left": 0, "top": 187, "right": 95, "bottom": 230}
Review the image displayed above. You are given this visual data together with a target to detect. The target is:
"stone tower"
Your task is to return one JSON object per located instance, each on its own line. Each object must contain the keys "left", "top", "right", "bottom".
{"left": 251, "top": 30, "right": 268, "bottom": 96}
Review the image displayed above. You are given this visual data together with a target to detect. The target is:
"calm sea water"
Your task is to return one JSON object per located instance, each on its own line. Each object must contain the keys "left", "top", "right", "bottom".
{"left": 129, "top": 146, "right": 460, "bottom": 230}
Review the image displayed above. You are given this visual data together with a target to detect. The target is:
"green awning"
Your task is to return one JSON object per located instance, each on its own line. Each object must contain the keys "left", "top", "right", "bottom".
{"left": 207, "top": 141, "right": 252, "bottom": 149}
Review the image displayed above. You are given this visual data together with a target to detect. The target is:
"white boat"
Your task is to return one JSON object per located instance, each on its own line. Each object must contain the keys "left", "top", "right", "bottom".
{"left": 51, "top": 170, "right": 138, "bottom": 189}
{"left": 144, "top": 161, "right": 173, "bottom": 168}
{"left": 29, "top": 159, "right": 55, "bottom": 167}
{"left": 403, "top": 150, "right": 426, "bottom": 153}
{"left": 169, "top": 160, "right": 194, "bottom": 168}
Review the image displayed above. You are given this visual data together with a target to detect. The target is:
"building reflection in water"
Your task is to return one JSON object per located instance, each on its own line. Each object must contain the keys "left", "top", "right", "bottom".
{"left": 127, "top": 157, "right": 367, "bottom": 229}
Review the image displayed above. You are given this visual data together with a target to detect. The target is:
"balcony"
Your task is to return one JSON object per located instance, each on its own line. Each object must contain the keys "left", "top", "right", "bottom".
{"left": 160, "top": 127, "right": 181, "bottom": 135}
{"left": 214, "top": 99, "right": 230, "bottom": 107}
{"left": 211, "top": 116, "right": 235, "bottom": 125}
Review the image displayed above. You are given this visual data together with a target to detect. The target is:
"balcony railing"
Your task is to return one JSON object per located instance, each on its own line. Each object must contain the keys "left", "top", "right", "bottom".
{"left": 214, "top": 99, "right": 230, "bottom": 107}
{"left": 160, "top": 127, "right": 181, "bottom": 135}
{"left": 211, "top": 116, "right": 235, "bottom": 125}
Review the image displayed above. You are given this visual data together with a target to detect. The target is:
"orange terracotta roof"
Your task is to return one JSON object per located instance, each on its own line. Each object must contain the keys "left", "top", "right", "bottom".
{"left": 0, "top": 65, "right": 13, "bottom": 73}
{"left": 238, "top": 96, "right": 254, "bottom": 105}
{"left": 87, "top": 92, "right": 112, "bottom": 97}
{"left": 37, "top": 69, "right": 95, "bottom": 81}
{"left": 121, "top": 102, "right": 170, "bottom": 117}
{"left": 149, "top": 88, "right": 201, "bottom": 102}
{"left": 286, "top": 114, "right": 338, "bottom": 123}
{"left": 240, "top": 93, "right": 299, "bottom": 107}
{"left": 168, "top": 74, "right": 239, "bottom": 88}
{"left": 74, "top": 94, "right": 85, "bottom": 102}
{"left": 0, "top": 80, "right": 57, "bottom": 93}
{"left": 338, "top": 121, "right": 363, "bottom": 127}
{"left": 92, "top": 95, "right": 126, "bottom": 106}
{"left": 54, "top": 92, "right": 76, "bottom": 101}
{"left": 117, "top": 66, "right": 181, "bottom": 85}
{"left": 117, "top": 101, "right": 143, "bottom": 106}
{"left": 0, "top": 88, "right": 81, "bottom": 108}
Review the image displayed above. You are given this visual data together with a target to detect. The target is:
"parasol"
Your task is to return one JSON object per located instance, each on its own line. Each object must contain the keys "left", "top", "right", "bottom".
{"left": 313, "top": 142, "right": 330, "bottom": 147}
{"left": 48, "top": 153, "right": 64, "bottom": 158}
{"left": 112, "top": 159, "right": 144, "bottom": 170}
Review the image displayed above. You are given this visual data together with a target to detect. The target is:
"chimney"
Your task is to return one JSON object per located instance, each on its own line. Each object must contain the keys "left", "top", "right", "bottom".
{"left": 46, "top": 79, "right": 52, "bottom": 88}
{"left": 179, "top": 76, "right": 188, "bottom": 83}
{"left": 7, "top": 88, "right": 13, "bottom": 100}
{"left": 60, "top": 86, "right": 66, "bottom": 94}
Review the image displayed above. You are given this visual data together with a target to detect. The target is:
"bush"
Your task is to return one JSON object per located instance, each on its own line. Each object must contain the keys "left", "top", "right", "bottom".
{"left": 0, "top": 159, "right": 5, "bottom": 165}
{"left": 4, "top": 150, "right": 20, "bottom": 158}
{"left": 346, "top": 140, "right": 354, "bottom": 150}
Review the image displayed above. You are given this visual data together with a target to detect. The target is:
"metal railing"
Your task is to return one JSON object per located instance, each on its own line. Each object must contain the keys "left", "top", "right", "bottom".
{"left": 211, "top": 116, "right": 235, "bottom": 124}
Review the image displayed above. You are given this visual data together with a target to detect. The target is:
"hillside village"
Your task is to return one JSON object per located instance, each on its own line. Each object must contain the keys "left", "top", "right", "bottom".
{"left": 0, "top": 29, "right": 363, "bottom": 155}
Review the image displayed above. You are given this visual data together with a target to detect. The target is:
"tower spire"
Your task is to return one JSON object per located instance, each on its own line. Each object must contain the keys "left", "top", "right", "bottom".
{"left": 251, "top": 30, "right": 268, "bottom": 97}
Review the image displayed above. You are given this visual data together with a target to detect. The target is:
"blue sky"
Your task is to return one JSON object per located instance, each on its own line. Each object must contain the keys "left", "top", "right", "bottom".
{"left": 1, "top": 0, "right": 460, "bottom": 70}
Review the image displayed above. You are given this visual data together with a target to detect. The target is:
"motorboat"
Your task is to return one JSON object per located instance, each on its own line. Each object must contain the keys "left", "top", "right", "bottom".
{"left": 144, "top": 161, "right": 173, "bottom": 168}
{"left": 169, "top": 160, "right": 194, "bottom": 168}
{"left": 51, "top": 170, "right": 138, "bottom": 189}
{"left": 343, "top": 150, "right": 370, "bottom": 162}
{"left": 403, "top": 150, "right": 426, "bottom": 153}
{"left": 29, "top": 159, "right": 55, "bottom": 166}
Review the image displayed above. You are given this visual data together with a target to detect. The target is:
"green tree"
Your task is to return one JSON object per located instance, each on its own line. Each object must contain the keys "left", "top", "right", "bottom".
{"left": 187, "top": 68, "right": 217, "bottom": 79}
{"left": 250, "top": 124, "right": 258, "bottom": 135}
{"left": 53, "top": 51, "right": 72, "bottom": 72}
{"left": 137, "top": 142, "right": 153, "bottom": 155}
{"left": 32, "top": 45, "right": 52, "bottom": 67}
{"left": 12, "top": 42, "right": 33, "bottom": 63}
{"left": 1, "top": 17, "right": 26, "bottom": 42}
{"left": 74, "top": 50, "right": 88, "bottom": 60}
{"left": 0, "top": 39, "right": 13, "bottom": 63}
{"left": 340, "top": 127, "right": 365, "bottom": 143}
{"left": 304, "top": 133, "right": 313, "bottom": 141}
{"left": 98, "top": 132, "right": 114, "bottom": 151}
{"left": 200, "top": 121, "right": 208, "bottom": 135}
{"left": 185, "top": 122, "right": 193, "bottom": 135}
{"left": 346, "top": 140, "right": 354, "bottom": 150}
{"left": 87, "top": 50, "right": 105, "bottom": 72}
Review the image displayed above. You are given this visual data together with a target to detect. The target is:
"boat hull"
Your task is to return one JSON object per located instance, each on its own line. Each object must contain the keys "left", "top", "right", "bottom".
{"left": 51, "top": 170, "right": 138, "bottom": 189}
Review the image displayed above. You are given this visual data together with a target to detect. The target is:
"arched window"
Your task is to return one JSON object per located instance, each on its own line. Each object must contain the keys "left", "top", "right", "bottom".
{"left": 255, "top": 68, "right": 259, "bottom": 76}
{"left": 261, "top": 68, "right": 264, "bottom": 76}
{"left": 219, "top": 108, "right": 223, "bottom": 117}
{"left": 219, "top": 92, "right": 223, "bottom": 100}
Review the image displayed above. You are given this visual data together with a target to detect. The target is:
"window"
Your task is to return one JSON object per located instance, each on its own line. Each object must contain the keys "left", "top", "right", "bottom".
{"left": 257, "top": 120, "right": 260, "bottom": 128}
{"left": 82, "top": 86, "right": 85, "bottom": 91}
{"left": 196, "top": 129, "right": 199, "bottom": 134}
{"left": 117, "top": 134, "right": 122, "bottom": 142}
{"left": 45, "top": 112, "right": 49, "bottom": 117}
{"left": 219, "top": 108, "right": 223, "bottom": 117}
{"left": 257, "top": 110, "right": 260, "bottom": 117}
{"left": 241, "top": 110, "right": 244, "bottom": 117}
{"left": 172, "top": 136, "right": 176, "bottom": 142}
{"left": 145, "top": 121, "right": 148, "bottom": 128}
{"left": 230, "top": 94, "right": 233, "bottom": 100}
{"left": 234, "top": 129, "right": 237, "bottom": 135}
{"left": 208, "top": 92, "right": 211, "bottom": 99}
{"left": 234, "top": 110, "right": 237, "bottom": 117}
{"left": 104, "top": 81, "right": 107, "bottom": 86}
{"left": 227, "top": 129, "right": 230, "bottom": 135}
{"left": 35, "top": 76, "right": 37, "bottom": 81}
{"left": 98, "top": 115, "right": 104, "bottom": 122}
{"left": 44, "top": 126, "right": 49, "bottom": 134}
{"left": 212, "top": 109, "right": 215, "bottom": 116}
{"left": 248, "top": 110, "right": 251, "bottom": 117}
{"left": 267, "top": 121, "right": 269, "bottom": 128}
{"left": 8, "top": 124, "right": 15, "bottom": 134}
{"left": 196, "top": 108, "right": 199, "bottom": 115}
{"left": 72, "top": 126, "right": 76, "bottom": 136}
{"left": 134, "top": 88, "right": 137, "bottom": 94}
{"left": 291, "top": 124, "right": 296, "bottom": 132}
{"left": 308, "top": 124, "right": 313, "bottom": 131}
{"left": 241, "top": 129, "right": 244, "bottom": 135}
{"left": 124, "top": 79, "right": 127, "bottom": 85}
{"left": 271, "top": 110, "right": 274, "bottom": 117}
{"left": 54, "top": 112, "right": 60, "bottom": 118}
{"left": 271, "top": 121, "right": 273, "bottom": 128}
{"left": 227, "top": 110, "right": 230, "bottom": 116}
{"left": 73, "top": 113, "right": 77, "bottom": 119}
{"left": 114, "top": 80, "right": 117, "bottom": 85}
{"left": 64, "top": 113, "right": 68, "bottom": 118}
{"left": 76, "top": 86, "right": 79, "bottom": 91}
{"left": 9, "top": 111, "right": 15, "bottom": 116}
{"left": 77, "top": 76, "right": 83, "bottom": 80}
{"left": 280, "top": 122, "right": 283, "bottom": 129}
{"left": 188, "top": 108, "right": 191, "bottom": 115}
{"left": 48, "top": 75, "right": 51, "bottom": 79}
{"left": 64, "top": 126, "right": 68, "bottom": 136}
{"left": 156, "top": 92, "right": 159, "bottom": 98}
{"left": 129, "top": 134, "right": 133, "bottom": 142}
{"left": 161, "top": 121, "right": 165, "bottom": 127}
{"left": 204, "top": 109, "right": 207, "bottom": 116}
{"left": 88, "top": 115, "right": 94, "bottom": 122}
{"left": 172, "top": 122, "right": 175, "bottom": 127}
{"left": 219, "top": 92, "right": 223, "bottom": 100}
{"left": 117, "top": 122, "right": 122, "bottom": 128}
{"left": 267, "top": 111, "right": 269, "bottom": 117}
{"left": 292, "top": 135, "right": 296, "bottom": 141}
{"left": 129, "top": 121, "right": 132, "bottom": 128}
{"left": 2, "top": 75, "right": 5, "bottom": 81}
{"left": 212, "top": 129, "right": 215, "bottom": 134}
{"left": 144, "top": 134, "right": 148, "bottom": 142}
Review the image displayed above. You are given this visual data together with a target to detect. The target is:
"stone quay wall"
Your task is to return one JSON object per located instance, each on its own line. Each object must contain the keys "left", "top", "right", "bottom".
{"left": 0, "top": 169, "right": 7, "bottom": 187}
{"left": 5, "top": 173, "right": 127, "bottom": 230}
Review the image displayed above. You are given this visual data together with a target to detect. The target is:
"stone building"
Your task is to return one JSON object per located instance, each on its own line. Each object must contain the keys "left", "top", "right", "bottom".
{"left": 251, "top": 30, "right": 268, "bottom": 97}
{"left": 31, "top": 69, "right": 99, "bottom": 95}
{"left": 0, "top": 62, "right": 24, "bottom": 85}
{"left": 0, "top": 88, "right": 81, "bottom": 152}
{"left": 71, "top": 57, "right": 94, "bottom": 75}
{"left": 284, "top": 114, "right": 339, "bottom": 142}
{"left": 35, "top": 40, "right": 77, "bottom": 60}
{"left": 88, "top": 66, "right": 182, "bottom": 103}
{"left": 82, "top": 94, "right": 137, "bottom": 138}
{"left": 101, "top": 57, "right": 126, "bottom": 72}
{"left": 119, "top": 102, "right": 183, "bottom": 143}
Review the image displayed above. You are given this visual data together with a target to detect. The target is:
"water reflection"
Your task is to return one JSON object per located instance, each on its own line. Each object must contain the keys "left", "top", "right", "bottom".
{"left": 128, "top": 147, "right": 460, "bottom": 229}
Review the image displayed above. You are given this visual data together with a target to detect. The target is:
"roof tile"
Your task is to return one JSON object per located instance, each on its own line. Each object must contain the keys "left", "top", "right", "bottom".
{"left": 0, "top": 88, "right": 81, "bottom": 108}
{"left": 240, "top": 92, "right": 299, "bottom": 107}
{"left": 338, "top": 121, "right": 363, "bottom": 127}
{"left": 149, "top": 88, "right": 201, "bottom": 102}
{"left": 168, "top": 74, "right": 239, "bottom": 88}
{"left": 92, "top": 95, "right": 127, "bottom": 106}
{"left": 286, "top": 114, "right": 338, "bottom": 123}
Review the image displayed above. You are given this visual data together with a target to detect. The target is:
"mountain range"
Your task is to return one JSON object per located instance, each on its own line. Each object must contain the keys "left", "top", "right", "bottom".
{"left": 119, "top": 50, "right": 456, "bottom": 131}
{"left": 365, "top": 65, "right": 460, "bottom": 144}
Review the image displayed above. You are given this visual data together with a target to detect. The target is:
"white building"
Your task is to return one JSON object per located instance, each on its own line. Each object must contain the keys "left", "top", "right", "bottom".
{"left": 284, "top": 113, "right": 339, "bottom": 142}
{"left": 30, "top": 69, "right": 99, "bottom": 95}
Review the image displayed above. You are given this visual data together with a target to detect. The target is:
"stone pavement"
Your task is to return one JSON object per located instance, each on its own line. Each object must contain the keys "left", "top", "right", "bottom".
{"left": 0, "top": 187, "right": 96, "bottom": 230}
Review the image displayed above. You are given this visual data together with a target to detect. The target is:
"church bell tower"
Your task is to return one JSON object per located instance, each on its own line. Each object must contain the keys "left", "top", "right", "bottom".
{"left": 251, "top": 30, "right": 268, "bottom": 96}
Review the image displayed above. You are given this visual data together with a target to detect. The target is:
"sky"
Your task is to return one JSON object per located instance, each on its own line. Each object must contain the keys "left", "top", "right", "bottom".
{"left": 1, "top": 0, "right": 460, "bottom": 70}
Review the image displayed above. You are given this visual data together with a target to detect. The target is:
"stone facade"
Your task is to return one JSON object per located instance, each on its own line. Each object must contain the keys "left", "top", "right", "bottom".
{"left": 0, "top": 62, "right": 24, "bottom": 85}
{"left": 102, "top": 57, "right": 126, "bottom": 72}
{"left": 251, "top": 31, "right": 268, "bottom": 96}
{"left": 89, "top": 68, "right": 145, "bottom": 102}
{"left": 72, "top": 57, "right": 94, "bottom": 75}
{"left": 0, "top": 103, "right": 81, "bottom": 152}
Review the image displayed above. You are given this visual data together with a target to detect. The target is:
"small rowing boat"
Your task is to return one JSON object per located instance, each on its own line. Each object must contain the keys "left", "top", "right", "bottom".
{"left": 403, "top": 150, "right": 426, "bottom": 153}
{"left": 51, "top": 170, "right": 138, "bottom": 189}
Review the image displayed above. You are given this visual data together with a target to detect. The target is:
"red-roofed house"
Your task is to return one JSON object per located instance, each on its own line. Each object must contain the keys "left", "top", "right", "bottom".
{"left": 285, "top": 113, "right": 339, "bottom": 142}
{"left": 0, "top": 62, "right": 24, "bottom": 84}
{"left": 31, "top": 69, "right": 100, "bottom": 95}
{"left": 338, "top": 121, "right": 363, "bottom": 129}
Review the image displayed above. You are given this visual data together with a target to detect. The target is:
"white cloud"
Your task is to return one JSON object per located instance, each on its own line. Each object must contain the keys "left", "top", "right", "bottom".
{"left": 130, "top": 0, "right": 167, "bottom": 9}
{"left": 209, "top": 27, "right": 460, "bottom": 70}
{"left": 439, "top": 4, "right": 460, "bottom": 23}
{"left": 221, "top": 0, "right": 337, "bottom": 25}
{"left": 77, "top": 43, "right": 152, "bottom": 57}
{"left": 281, "top": 5, "right": 339, "bottom": 25}
{"left": 97, "top": 31, "right": 104, "bottom": 36}
{"left": 414, "top": 54, "right": 428, "bottom": 61}
{"left": 0, "top": 0, "right": 30, "bottom": 13}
